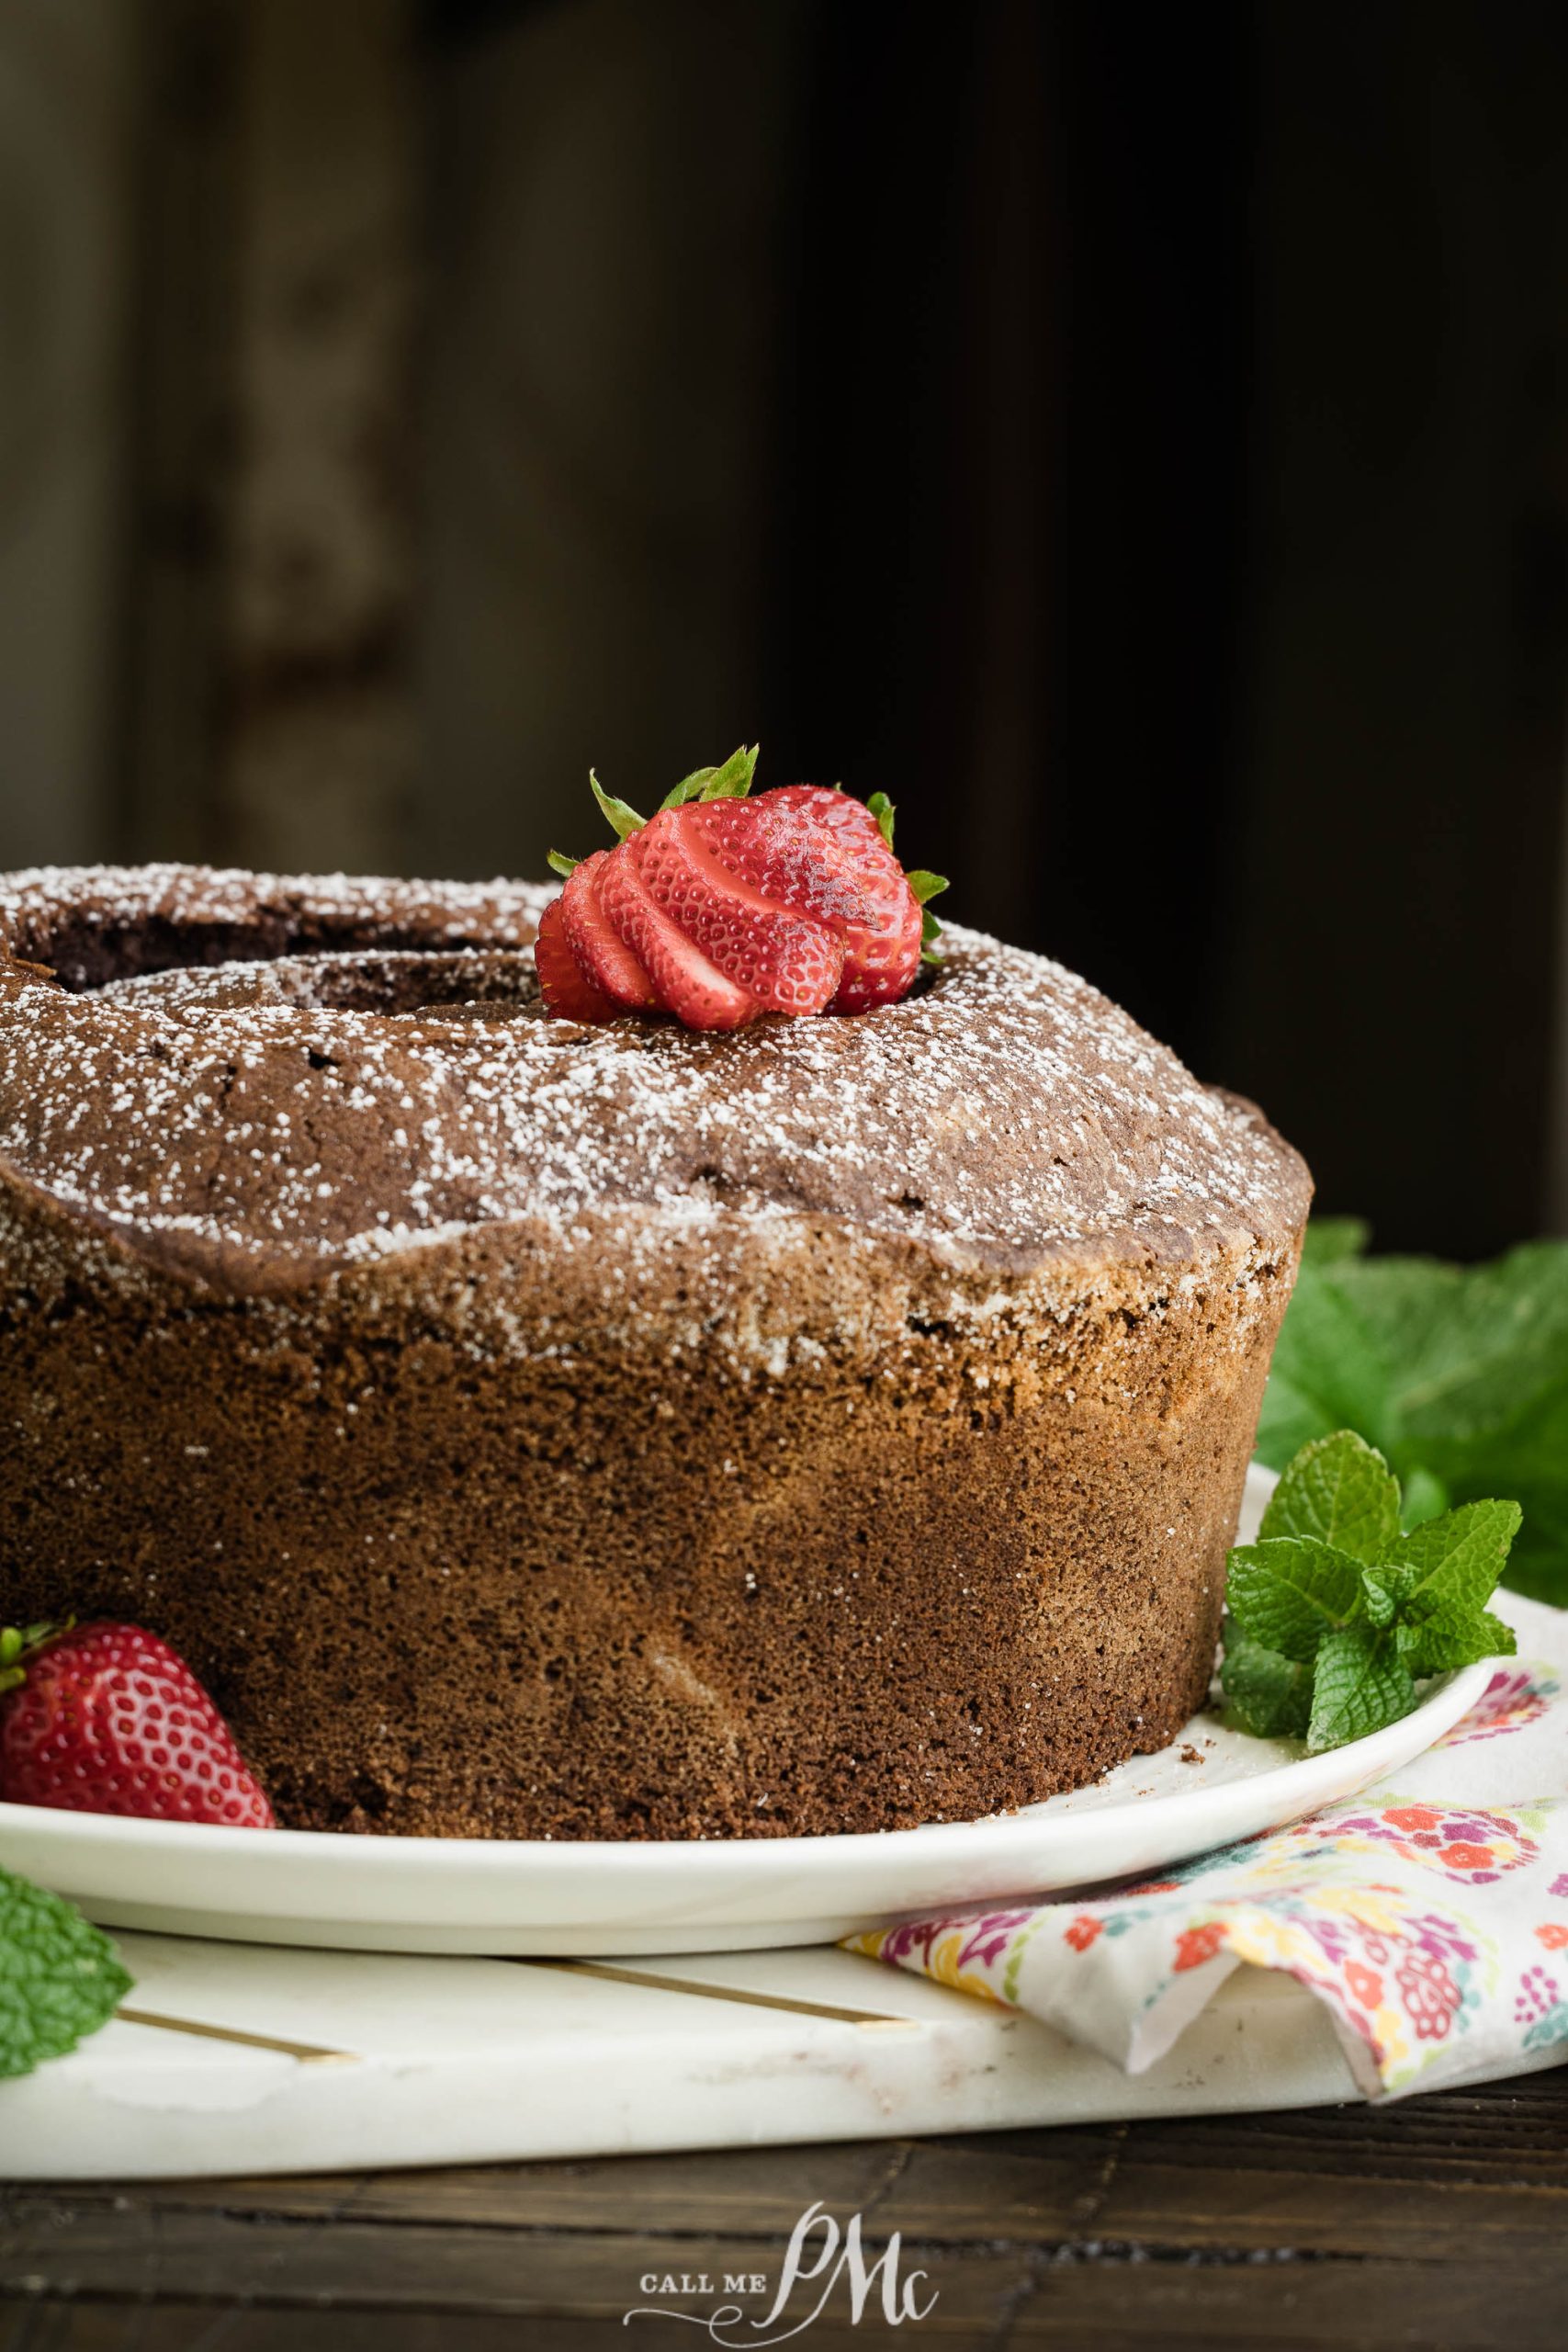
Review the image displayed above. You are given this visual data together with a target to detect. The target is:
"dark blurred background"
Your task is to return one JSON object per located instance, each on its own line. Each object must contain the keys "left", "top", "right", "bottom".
{"left": 3, "top": 0, "right": 1567, "bottom": 1256}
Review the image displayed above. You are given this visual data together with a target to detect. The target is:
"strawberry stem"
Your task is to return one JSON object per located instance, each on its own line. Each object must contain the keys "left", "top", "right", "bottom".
{"left": 589, "top": 770, "right": 648, "bottom": 842}
{"left": 659, "top": 743, "right": 759, "bottom": 811}
{"left": 557, "top": 747, "right": 762, "bottom": 870}
{"left": 865, "top": 791, "right": 896, "bottom": 848}
{"left": 0, "top": 1622, "right": 64, "bottom": 1693}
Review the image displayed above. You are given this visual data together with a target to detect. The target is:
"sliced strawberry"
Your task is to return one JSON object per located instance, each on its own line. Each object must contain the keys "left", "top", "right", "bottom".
{"left": 560, "top": 850, "right": 660, "bottom": 1011}
{"left": 597, "top": 832, "right": 761, "bottom": 1030}
{"left": 538, "top": 756, "right": 942, "bottom": 1030}
{"left": 829, "top": 876, "right": 924, "bottom": 1014}
{"left": 766, "top": 783, "right": 887, "bottom": 844}
{"left": 0, "top": 1622, "right": 276, "bottom": 1828}
{"left": 629, "top": 807, "right": 845, "bottom": 1017}
{"left": 677, "top": 797, "right": 882, "bottom": 930}
{"left": 732, "top": 787, "right": 923, "bottom": 1012}
{"left": 534, "top": 893, "right": 617, "bottom": 1023}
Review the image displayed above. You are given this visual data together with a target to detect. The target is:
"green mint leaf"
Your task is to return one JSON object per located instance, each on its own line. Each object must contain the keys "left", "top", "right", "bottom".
{"left": 1256, "top": 1262, "right": 1399, "bottom": 1468}
{"left": 1306, "top": 1626, "right": 1418, "bottom": 1754}
{"left": 0, "top": 1868, "right": 131, "bottom": 2079}
{"left": 1224, "top": 1537, "right": 1366, "bottom": 1665}
{"left": 1400, "top": 1465, "right": 1450, "bottom": 1529}
{"left": 546, "top": 849, "right": 579, "bottom": 879}
{"left": 1232, "top": 1431, "right": 1529, "bottom": 1758}
{"left": 1382, "top": 1498, "right": 1522, "bottom": 1624}
{"left": 1300, "top": 1217, "right": 1371, "bottom": 1267}
{"left": 1384, "top": 1242, "right": 1568, "bottom": 1442}
{"left": 906, "top": 869, "right": 949, "bottom": 906}
{"left": 919, "top": 908, "right": 944, "bottom": 966}
{"left": 865, "top": 791, "right": 896, "bottom": 848}
{"left": 589, "top": 770, "right": 647, "bottom": 841}
{"left": 1360, "top": 1562, "right": 1418, "bottom": 1628}
{"left": 1258, "top": 1429, "right": 1401, "bottom": 1558}
{"left": 1259, "top": 1236, "right": 1568, "bottom": 1601}
{"left": 1473, "top": 1385, "right": 1568, "bottom": 1603}
{"left": 1219, "top": 1617, "right": 1312, "bottom": 1738}
{"left": 1396, "top": 1607, "right": 1517, "bottom": 1678}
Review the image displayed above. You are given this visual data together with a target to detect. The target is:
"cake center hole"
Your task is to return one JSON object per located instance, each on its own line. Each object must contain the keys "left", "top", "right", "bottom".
{"left": 17, "top": 909, "right": 535, "bottom": 995}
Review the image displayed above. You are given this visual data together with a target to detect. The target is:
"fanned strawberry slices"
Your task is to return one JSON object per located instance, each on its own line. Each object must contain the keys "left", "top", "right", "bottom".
{"left": 536, "top": 748, "right": 948, "bottom": 1033}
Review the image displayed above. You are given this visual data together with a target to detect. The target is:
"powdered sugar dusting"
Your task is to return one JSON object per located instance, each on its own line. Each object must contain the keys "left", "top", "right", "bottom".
{"left": 0, "top": 865, "right": 1310, "bottom": 1295}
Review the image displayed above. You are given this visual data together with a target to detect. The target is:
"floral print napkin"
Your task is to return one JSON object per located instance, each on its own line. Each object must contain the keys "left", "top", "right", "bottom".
{"left": 849, "top": 1594, "right": 1568, "bottom": 2101}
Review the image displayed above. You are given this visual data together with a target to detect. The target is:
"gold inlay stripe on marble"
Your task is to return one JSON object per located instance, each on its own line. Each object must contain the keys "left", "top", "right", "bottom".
{"left": 523, "top": 1957, "right": 921, "bottom": 2030}
{"left": 117, "top": 2006, "right": 359, "bottom": 2064}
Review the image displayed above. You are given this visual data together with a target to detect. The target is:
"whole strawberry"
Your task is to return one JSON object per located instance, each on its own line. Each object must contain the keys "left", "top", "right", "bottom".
{"left": 0, "top": 1622, "right": 276, "bottom": 1829}
{"left": 537, "top": 746, "right": 948, "bottom": 1032}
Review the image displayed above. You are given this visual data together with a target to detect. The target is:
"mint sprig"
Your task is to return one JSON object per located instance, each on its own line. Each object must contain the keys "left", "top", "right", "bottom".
{"left": 0, "top": 1867, "right": 131, "bottom": 2078}
{"left": 1221, "top": 1430, "right": 1518, "bottom": 1752}
{"left": 1258, "top": 1223, "right": 1568, "bottom": 1601}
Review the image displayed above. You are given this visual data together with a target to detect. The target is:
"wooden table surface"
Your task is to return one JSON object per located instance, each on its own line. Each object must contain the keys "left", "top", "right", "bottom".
{"left": 4, "top": 2064, "right": 1567, "bottom": 2350}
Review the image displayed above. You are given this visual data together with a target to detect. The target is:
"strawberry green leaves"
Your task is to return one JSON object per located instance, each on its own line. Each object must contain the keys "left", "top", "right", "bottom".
{"left": 659, "top": 744, "right": 760, "bottom": 812}
{"left": 0, "top": 1623, "right": 52, "bottom": 1698}
{"left": 1220, "top": 1430, "right": 1518, "bottom": 1752}
{"left": 905, "top": 867, "right": 949, "bottom": 965}
{"left": 588, "top": 769, "right": 649, "bottom": 842}
{"left": 551, "top": 748, "right": 761, "bottom": 881}
{"left": 0, "top": 1868, "right": 130, "bottom": 2079}
{"left": 581, "top": 742, "right": 763, "bottom": 838}
{"left": 865, "top": 790, "right": 897, "bottom": 847}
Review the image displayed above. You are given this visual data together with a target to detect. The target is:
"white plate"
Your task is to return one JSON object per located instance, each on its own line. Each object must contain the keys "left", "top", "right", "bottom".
{"left": 0, "top": 1469, "right": 1494, "bottom": 1956}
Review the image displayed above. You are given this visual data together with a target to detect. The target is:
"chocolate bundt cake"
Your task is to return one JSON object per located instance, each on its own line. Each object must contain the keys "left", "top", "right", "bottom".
{"left": 0, "top": 865, "right": 1311, "bottom": 1838}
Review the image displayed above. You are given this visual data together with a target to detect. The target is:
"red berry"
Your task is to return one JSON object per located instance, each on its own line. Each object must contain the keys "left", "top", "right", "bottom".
{"left": 0, "top": 1623, "right": 276, "bottom": 1829}
{"left": 763, "top": 787, "right": 924, "bottom": 1012}
{"left": 625, "top": 807, "right": 846, "bottom": 1021}
{"left": 766, "top": 783, "right": 887, "bottom": 842}
{"left": 534, "top": 893, "right": 618, "bottom": 1023}
{"left": 598, "top": 828, "right": 762, "bottom": 1030}
{"left": 538, "top": 765, "right": 936, "bottom": 1033}
{"left": 559, "top": 850, "right": 660, "bottom": 1012}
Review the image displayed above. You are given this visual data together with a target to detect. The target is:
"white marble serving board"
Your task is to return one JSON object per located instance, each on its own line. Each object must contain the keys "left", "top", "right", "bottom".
{"left": 1, "top": 1931, "right": 1362, "bottom": 2180}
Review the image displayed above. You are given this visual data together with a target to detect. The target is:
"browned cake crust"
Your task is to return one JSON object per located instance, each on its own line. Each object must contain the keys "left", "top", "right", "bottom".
{"left": 0, "top": 865, "right": 1312, "bottom": 1839}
